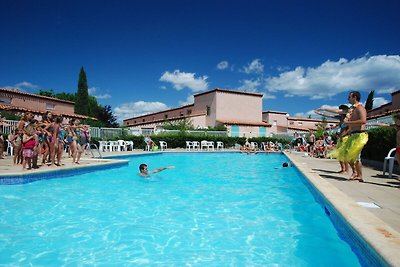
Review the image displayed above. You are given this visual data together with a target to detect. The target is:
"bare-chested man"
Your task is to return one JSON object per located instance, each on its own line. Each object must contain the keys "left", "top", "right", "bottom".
{"left": 343, "top": 91, "right": 368, "bottom": 182}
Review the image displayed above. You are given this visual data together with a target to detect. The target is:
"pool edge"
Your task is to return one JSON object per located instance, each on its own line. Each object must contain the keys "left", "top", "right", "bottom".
{"left": 285, "top": 152, "right": 400, "bottom": 267}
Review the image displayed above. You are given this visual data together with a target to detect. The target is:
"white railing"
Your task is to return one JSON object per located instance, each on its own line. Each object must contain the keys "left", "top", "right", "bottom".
{"left": 2, "top": 120, "right": 18, "bottom": 134}
{"left": 366, "top": 115, "right": 393, "bottom": 129}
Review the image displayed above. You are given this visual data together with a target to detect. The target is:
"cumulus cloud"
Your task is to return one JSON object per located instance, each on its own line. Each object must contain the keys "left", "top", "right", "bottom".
{"left": 217, "top": 61, "right": 229, "bottom": 70}
{"left": 238, "top": 79, "right": 261, "bottom": 93}
{"left": 88, "top": 87, "right": 112, "bottom": 100}
{"left": 179, "top": 95, "right": 194, "bottom": 106}
{"left": 114, "top": 101, "right": 169, "bottom": 122}
{"left": 242, "top": 59, "right": 264, "bottom": 74}
{"left": 3, "top": 81, "right": 40, "bottom": 91}
{"left": 265, "top": 55, "right": 400, "bottom": 99}
{"left": 372, "top": 96, "right": 389, "bottom": 108}
{"left": 159, "top": 70, "right": 209, "bottom": 92}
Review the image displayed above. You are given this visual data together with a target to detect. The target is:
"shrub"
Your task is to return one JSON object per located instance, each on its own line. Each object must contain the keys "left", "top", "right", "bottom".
{"left": 362, "top": 127, "right": 396, "bottom": 161}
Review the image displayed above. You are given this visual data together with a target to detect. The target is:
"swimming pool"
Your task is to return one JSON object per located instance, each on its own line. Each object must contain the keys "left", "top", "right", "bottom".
{"left": 0, "top": 153, "right": 372, "bottom": 265}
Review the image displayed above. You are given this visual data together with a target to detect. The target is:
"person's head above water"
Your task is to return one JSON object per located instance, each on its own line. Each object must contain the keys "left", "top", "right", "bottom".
{"left": 139, "top": 163, "right": 148, "bottom": 173}
{"left": 282, "top": 162, "right": 289, "bottom": 167}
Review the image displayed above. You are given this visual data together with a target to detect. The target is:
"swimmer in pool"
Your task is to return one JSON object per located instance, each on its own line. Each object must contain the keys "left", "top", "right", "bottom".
{"left": 138, "top": 163, "right": 175, "bottom": 177}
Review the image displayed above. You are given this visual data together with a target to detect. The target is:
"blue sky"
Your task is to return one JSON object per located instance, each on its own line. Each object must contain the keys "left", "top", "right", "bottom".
{"left": 1, "top": 0, "right": 400, "bottom": 123}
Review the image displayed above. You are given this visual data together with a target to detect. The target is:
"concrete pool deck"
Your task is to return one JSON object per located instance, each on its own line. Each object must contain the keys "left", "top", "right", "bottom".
{"left": 1, "top": 149, "right": 400, "bottom": 265}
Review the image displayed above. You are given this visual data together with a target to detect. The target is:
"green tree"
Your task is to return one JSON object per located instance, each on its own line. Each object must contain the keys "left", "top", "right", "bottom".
{"left": 75, "top": 66, "right": 89, "bottom": 115}
{"left": 97, "top": 105, "right": 118, "bottom": 127}
{"left": 38, "top": 89, "right": 55, "bottom": 97}
{"left": 162, "top": 118, "right": 194, "bottom": 131}
{"left": 365, "top": 90, "right": 374, "bottom": 111}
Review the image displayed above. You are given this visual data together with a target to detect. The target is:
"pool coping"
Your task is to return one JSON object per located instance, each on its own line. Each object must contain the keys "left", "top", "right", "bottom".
{"left": 285, "top": 152, "right": 400, "bottom": 267}
{"left": 0, "top": 158, "right": 129, "bottom": 184}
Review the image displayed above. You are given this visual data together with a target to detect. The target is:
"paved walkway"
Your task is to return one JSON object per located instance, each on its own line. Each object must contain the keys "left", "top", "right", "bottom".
{"left": 286, "top": 151, "right": 400, "bottom": 233}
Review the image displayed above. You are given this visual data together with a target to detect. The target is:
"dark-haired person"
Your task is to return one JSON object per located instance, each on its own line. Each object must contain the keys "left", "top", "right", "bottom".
{"left": 138, "top": 163, "right": 175, "bottom": 177}
{"left": 315, "top": 104, "right": 352, "bottom": 174}
{"left": 342, "top": 91, "right": 368, "bottom": 182}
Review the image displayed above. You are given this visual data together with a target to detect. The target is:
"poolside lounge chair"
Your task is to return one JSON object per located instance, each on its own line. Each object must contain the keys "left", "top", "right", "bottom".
{"left": 186, "top": 141, "right": 194, "bottom": 151}
{"left": 383, "top": 148, "right": 396, "bottom": 178}
{"left": 216, "top": 141, "right": 224, "bottom": 150}
{"left": 159, "top": 141, "right": 167, "bottom": 151}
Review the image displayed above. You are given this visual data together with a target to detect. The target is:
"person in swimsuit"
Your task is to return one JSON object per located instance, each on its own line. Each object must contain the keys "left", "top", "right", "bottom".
{"left": 342, "top": 91, "right": 368, "bottom": 182}
{"left": 138, "top": 163, "right": 175, "bottom": 177}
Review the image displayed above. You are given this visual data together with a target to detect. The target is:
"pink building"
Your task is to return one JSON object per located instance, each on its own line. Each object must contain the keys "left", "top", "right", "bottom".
{"left": 367, "top": 90, "right": 400, "bottom": 117}
{"left": 262, "top": 111, "right": 338, "bottom": 135}
{"left": 0, "top": 88, "right": 93, "bottom": 120}
{"left": 124, "top": 88, "right": 270, "bottom": 137}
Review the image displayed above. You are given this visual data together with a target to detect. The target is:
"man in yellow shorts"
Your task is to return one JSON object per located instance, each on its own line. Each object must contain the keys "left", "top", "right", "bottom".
{"left": 343, "top": 91, "right": 368, "bottom": 182}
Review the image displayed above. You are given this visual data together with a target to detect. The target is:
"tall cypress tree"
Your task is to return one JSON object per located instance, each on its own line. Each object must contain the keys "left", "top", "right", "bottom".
{"left": 365, "top": 90, "right": 374, "bottom": 111}
{"left": 75, "top": 66, "right": 89, "bottom": 115}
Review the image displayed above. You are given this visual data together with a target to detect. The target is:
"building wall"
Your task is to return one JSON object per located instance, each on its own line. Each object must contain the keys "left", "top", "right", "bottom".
{"left": 193, "top": 93, "right": 216, "bottom": 127}
{"left": 124, "top": 105, "right": 195, "bottom": 126}
{"left": 0, "top": 90, "right": 75, "bottom": 114}
{"left": 216, "top": 91, "right": 262, "bottom": 123}
{"left": 262, "top": 112, "right": 288, "bottom": 134}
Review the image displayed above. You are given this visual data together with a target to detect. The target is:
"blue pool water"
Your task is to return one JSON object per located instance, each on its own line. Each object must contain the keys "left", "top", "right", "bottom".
{"left": 0, "top": 153, "right": 364, "bottom": 266}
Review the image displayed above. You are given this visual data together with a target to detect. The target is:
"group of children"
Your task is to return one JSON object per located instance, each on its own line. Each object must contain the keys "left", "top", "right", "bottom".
{"left": 6, "top": 111, "right": 91, "bottom": 170}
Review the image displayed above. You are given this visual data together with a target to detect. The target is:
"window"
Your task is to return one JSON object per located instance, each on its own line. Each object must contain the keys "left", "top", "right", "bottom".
{"left": 273, "top": 120, "right": 277, "bottom": 126}
{"left": 46, "top": 103, "right": 55, "bottom": 110}
{"left": 206, "top": 106, "right": 211, "bottom": 116}
{"left": 0, "top": 96, "right": 12, "bottom": 104}
{"left": 180, "top": 112, "right": 183, "bottom": 116}
{"left": 298, "top": 122, "right": 303, "bottom": 126}
{"left": 134, "top": 120, "right": 136, "bottom": 123}
{"left": 142, "top": 119, "right": 145, "bottom": 122}
{"left": 165, "top": 114, "right": 168, "bottom": 119}
{"left": 289, "top": 121, "right": 294, "bottom": 125}
{"left": 187, "top": 109, "right": 192, "bottom": 115}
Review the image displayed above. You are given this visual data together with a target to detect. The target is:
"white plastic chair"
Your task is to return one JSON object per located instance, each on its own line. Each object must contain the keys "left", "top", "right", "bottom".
{"left": 250, "top": 142, "right": 258, "bottom": 150}
{"left": 104, "top": 141, "right": 112, "bottom": 152}
{"left": 186, "top": 141, "right": 194, "bottom": 151}
{"left": 125, "top": 141, "right": 134, "bottom": 151}
{"left": 216, "top": 141, "right": 224, "bottom": 150}
{"left": 6, "top": 140, "right": 14, "bottom": 156}
{"left": 383, "top": 148, "right": 396, "bottom": 178}
{"left": 118, "top": 140, "right": 127, "bottom": 151}
{"left": 201, "top": 140, "right": 209, "bottom": 151}
{"left": 159, "top": 141, "right": 167, "bottom": 151}
{"left": 207, "top": 141, "right": 215, "bottom": 151}
{"left": 192, "top": 141, "right": 200, "bottom": 151}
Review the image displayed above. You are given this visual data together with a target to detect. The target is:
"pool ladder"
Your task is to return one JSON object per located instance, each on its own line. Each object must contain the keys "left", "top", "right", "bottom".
{"left": 88, "top": 143, "right": 103, "bottom": 158}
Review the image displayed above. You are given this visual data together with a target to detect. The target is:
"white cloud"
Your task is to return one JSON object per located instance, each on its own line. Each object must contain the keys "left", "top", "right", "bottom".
{"left": 159, "top": 70, "right": 208, "bottom": 92}
{"left": 3, "top": 81, "right": 40, "bottom": 91}
{"left": 88, "top": 87, "right": 112, "bottom": 100}
{"left": 266, "top": 55, "right": 400, "bottom": 99}
{"left": 15, "top": 81, "right": 39, "bottom": 89}
{"left": 372, "top": 97, "right": 389, "bottom": 108}
{"left": 262, "top": 93, "right": 276, "bottom": 99}
{"left": 114, "top": 101, "right": 169, "bottom": 122}
{"left": 217, "top": 61, "right": 229, "bottom": 70}
{"left": 242, "top": 59, "right": 264, "bottom": 74}
{"left": 179, "top": 95, "right": 194, "bottom": 106}
{"left": 238, "top": 79, "right": 261, "bottom": 92}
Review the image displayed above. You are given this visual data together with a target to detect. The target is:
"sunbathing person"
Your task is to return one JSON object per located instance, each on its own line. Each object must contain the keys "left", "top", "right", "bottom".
{"left": 138, "top": 163, "right": 175, "bottom": 177}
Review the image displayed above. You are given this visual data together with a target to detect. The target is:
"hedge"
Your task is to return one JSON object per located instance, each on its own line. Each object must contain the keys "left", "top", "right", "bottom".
{"left": 91, "top": 128, "right": 396, "bottom": 162}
